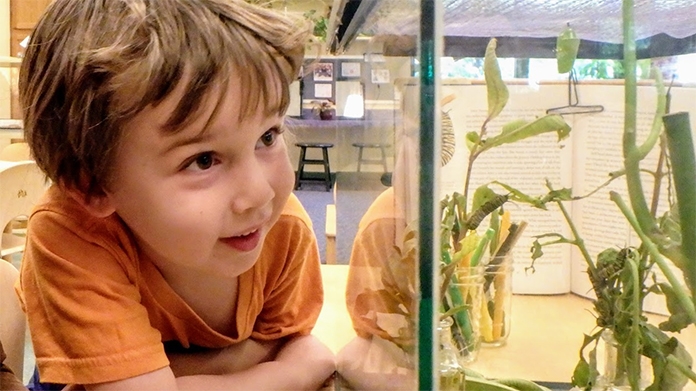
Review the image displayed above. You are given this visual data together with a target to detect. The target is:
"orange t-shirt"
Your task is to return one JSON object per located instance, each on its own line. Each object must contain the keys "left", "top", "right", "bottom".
{"left": 17, "top": 185, "right": 323, "bottom": 385}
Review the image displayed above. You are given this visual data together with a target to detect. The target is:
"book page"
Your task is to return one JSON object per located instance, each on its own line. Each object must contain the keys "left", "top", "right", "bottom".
{"left": 443, "top": 81, "right": 573, "bottom": 294}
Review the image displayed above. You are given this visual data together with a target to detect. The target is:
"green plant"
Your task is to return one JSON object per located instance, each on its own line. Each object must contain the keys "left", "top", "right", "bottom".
{"left": 524, "top": 1, "right": 696, "bottom": 389}
{"left": 438, "top": 38, "right": 571, "bottom": 361}
{"left": 303, "top": 9, "right": 328, "bottom": 42}
{"left": 310, "top": 99, "right": 335, "bottom": 118}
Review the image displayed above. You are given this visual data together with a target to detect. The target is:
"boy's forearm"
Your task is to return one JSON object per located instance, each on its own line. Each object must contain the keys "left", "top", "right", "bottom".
{"left": 167, "top": 338, "right": 280, "bottom": 376}
{"left": 175, "top": 335, "right": 335, "bottom": 391}
{"left": 88, "top": 336, "right": 335, "bottom": 391}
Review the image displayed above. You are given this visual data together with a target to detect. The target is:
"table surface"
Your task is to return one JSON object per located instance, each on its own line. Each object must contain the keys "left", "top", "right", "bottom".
{"left": 314, "top": 264, "right": 696, "bottom": 389}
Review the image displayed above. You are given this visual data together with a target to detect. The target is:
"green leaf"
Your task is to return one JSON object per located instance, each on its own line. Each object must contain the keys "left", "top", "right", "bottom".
{"left": 572, "top": 333, "right": 602, "bottom": 389}
{"left": 530, "top": 239, "right": 544, "bottom": 260}
{"left": 571, "top": 359, "right": 591, "bottom": 390}
{"left": 658, "top": 283, "right": 692, "bottom": 332}
{"left": 471, "top": 185, "right": 498, "bottom": 213}
{"left": 540, "top": 187, "right": 574, "bottom": 204}
{"left": 643, "top": 324, "right": 692, "bottom": 391}
{"left": 466, "top": 131, "right": 481, "bottom": 151}
{"left": 490, "top": 181, "right": 550, "bottom": 210}
{"left": 465, "top": 377, "right": 520, "bottom": 391}
{"left": 484, "top": 38, "right": 509, "bottom": 123}
{"left": 440, "top": 303, "right": 471, "bottom": 319}
{"left": 496, "top": 378, "right": 552, "bottom": 391}
{"left": 480, "top": 114, "right": 571, "bottom": 154}
{"left": 501, "top": 119, "right": 530, "bottom": 134}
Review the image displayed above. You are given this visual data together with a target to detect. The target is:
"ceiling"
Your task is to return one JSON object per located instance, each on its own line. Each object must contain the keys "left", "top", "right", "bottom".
{"left": 328, "top": 0, "right": 696, "bottom": 59}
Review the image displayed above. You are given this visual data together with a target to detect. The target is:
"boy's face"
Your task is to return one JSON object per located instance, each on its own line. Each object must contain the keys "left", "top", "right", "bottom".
{"left": 103, "top": 77, "right": 294, "bottom": 278}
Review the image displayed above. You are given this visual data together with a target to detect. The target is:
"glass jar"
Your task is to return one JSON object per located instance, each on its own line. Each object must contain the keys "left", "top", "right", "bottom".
{"left": 450, "top": 266, "right": 484, "bottom": 364}
{"left": 481, "top": 254, "right": 514, "bottom": 347}
{"left": 439, "top": 317, "right": 466, "bottom": 391}
{"left": 593, "top": 329, "right": 651, "bottom": 391}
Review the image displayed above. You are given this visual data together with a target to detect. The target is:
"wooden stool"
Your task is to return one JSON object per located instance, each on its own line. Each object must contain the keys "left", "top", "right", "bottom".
{"left": 352, "top": 143, "right": 390, "bottom": 173}
{"left": 295, "top": 142, "right": 334, "bottom": 191}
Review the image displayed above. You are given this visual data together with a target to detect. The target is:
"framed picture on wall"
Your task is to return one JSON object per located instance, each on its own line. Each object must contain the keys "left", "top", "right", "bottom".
{"left": 313, "top": 63, "right": 333, "bottom": 81}
{"left": 314, "top": 83, "right": 333, "bottom": 98}
{"left": 371, "top": 68, "right": 390, "bottom": 84}
{"left": 341, "top": 62, "right": 361, "bottom": 78}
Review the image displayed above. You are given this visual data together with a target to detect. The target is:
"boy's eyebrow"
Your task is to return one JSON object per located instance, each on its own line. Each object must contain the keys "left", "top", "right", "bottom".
{"left": 159, "top": 128, "right": 213, "bottom": 155}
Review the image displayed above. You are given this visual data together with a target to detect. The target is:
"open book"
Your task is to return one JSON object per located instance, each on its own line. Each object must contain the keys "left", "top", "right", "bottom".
{"left": 438, "top": 79, "right": 695, "bottom": 314}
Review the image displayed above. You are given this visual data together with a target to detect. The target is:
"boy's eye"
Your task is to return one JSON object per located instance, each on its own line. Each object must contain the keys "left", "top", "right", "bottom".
{"left": 185, "top": 152, "right": 216, "bottom": 171}
{"left": 257, "top": 127, "right": 283, "bottom": 148}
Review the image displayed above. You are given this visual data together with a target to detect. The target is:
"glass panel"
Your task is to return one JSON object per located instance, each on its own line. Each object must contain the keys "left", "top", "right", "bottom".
{"left": 324, "top": 0, "right": 696, "bottom": 390}
{"left": 287, "top": 1, "right": 428, "bottom": 390}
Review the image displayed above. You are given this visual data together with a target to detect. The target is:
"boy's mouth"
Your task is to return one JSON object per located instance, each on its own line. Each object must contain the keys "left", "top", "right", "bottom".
{"left": 220, "top": 229, "right": 261, "bottom": 252}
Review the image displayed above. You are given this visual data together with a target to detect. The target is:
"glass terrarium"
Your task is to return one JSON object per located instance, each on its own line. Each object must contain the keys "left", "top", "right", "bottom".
{"left": 324, "top": 0, "right": 696, "bottom": 390}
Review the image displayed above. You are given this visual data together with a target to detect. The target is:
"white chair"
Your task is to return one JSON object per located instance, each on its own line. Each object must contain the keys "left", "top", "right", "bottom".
{"left": 0, "top": 260, "right": 26, "bottom": 379}
{"left": 1, "top": 142, "right": 36, "bottom": 254}
{"left": 0, "top": 143, "right": 31, "bottom": 162}
{"left": 0, "top": 161, "right": 48, "bottom": 260}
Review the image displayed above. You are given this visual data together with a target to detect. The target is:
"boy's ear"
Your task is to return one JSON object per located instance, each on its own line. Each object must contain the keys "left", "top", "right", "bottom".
{"left": 62, "top": 185, "right": 116, "bottom": 218}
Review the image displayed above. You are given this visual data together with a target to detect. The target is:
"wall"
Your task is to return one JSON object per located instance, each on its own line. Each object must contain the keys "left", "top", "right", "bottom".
{"left": 0, "top": 0, "right": 12, "bottom": 118}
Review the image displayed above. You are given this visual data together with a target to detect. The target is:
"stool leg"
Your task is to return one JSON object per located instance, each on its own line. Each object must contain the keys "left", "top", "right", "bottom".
{"left": 322, "top": 147, "right": 331, "bottom": 191}
{"left": 356, "top": 147, "right": 364, "bottom": 172}
{"left": 380, "top": 146, "right": 388, "bottom": 173}
{"left": 295, "top": 147, "right": 307, "bottom": 190}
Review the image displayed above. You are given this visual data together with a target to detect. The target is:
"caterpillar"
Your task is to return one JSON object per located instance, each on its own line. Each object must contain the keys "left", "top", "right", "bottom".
{"left": 465, "top": 194, "right": 508, "bottom": 231}
{"left": 441, "top": 110, "right": 455, "bottom": 167}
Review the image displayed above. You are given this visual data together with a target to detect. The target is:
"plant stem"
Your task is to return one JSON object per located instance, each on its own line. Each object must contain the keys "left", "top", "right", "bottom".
{"left": 610, "top": 191, "right": 696, "bottom": 324}
{"left": 462, "top": 131, "right": 485, "bottom": 218}
{"left": 667, "top": 354, "right": 696, "bottom": 383}
{"left": 625, "top": 257, "right": 642, "bottom": 390}
{"left": 547, "top": 181, "right": 597, "bottom": 275}
{"left": 663, "top": 112, "right": 696, "bottom": 296}
{"left": 622, "top": 0, "right": 659, "bottom": 237}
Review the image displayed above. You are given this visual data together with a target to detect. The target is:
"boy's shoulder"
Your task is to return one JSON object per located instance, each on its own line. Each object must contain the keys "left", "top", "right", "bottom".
{"left": 29, "top": 184, "right": 133, "bottom": 247}
{"left": 278, "top": 192, "right": 313, "bottom": 230}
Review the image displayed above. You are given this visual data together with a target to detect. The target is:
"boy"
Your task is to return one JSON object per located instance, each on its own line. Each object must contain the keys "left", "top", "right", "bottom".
{"left": 16, "top": 0, "right": 335, "bottom": 389}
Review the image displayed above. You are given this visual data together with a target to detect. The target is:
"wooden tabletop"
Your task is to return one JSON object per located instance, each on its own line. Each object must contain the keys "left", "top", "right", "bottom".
{"left": 314, "top": 265, "right": 696, "bottom": 389}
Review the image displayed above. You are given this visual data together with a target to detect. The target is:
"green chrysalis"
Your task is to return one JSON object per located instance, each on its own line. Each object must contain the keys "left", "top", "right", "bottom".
{"left": 556, "top": 24, "right": 580, "bottom": 73}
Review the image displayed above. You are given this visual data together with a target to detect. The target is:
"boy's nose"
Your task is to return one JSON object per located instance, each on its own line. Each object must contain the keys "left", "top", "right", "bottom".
{"left": 228, "top": 160, "right": 274, "bottom": 214}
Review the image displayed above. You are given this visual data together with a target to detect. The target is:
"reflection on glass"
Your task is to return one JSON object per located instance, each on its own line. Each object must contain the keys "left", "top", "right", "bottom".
{"left": 327, "top": 1, "right": 696, "bottom": 390}
{"left": 336, "top": 78, "right": 421, "bottom": 391}
{"left": 336, "top": 81, "right": 364, "bottom": 118}
{"left": 343, "top": 94, "right": 365, "bottom": 118}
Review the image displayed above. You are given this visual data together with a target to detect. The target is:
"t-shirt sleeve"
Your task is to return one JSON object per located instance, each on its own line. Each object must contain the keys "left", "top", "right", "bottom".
{"left": 17, "top": 210, "right": 168, "bottom": 385}
{"left": 250, "top": 200, "right": 324, "bottom": 340}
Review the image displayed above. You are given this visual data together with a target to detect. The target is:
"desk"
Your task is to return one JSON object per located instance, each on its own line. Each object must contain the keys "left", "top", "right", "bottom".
{"left": 314, "top": 265, "right": 696, "bottom": 389}
{"left": 0, "top": 120, "right": 24, "bottom": 151}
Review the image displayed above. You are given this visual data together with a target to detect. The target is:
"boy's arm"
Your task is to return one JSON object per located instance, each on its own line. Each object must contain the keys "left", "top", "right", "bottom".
{"left": 87, "top": 335, "right": 335, "bottom": 391}
{"left": 337, "top": 336, "right": 415, "bottom": 391}
{"left": 166, "top": 338, "right": 281, "bottom": 376}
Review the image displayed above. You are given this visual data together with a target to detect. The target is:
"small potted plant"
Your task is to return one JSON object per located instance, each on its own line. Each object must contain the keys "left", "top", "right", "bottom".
{"left": 312, "top": 99, "right": 335, "bottom": 120}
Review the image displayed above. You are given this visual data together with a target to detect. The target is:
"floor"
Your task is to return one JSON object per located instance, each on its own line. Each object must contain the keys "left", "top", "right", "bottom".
{"left": 294, "top": 171, "right": 389, "bottom": 265}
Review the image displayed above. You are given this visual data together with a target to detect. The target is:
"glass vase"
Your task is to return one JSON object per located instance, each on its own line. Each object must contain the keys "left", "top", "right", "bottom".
{"left": 593, "top": 329, "right": 651, "bottom": 391}
{"left": 438, "top": 317, "right": 466, "bottom": 391}
{"left": 480, "top": 254, "right": 514, "bottom": 347}
{"left": 450, "top": 266, "right": 484, "bottom": 364}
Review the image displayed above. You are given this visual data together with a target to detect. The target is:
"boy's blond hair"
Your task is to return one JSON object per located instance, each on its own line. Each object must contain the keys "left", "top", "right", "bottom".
{"left": 19, "top": 0, "right": 308, "bottom": 196}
